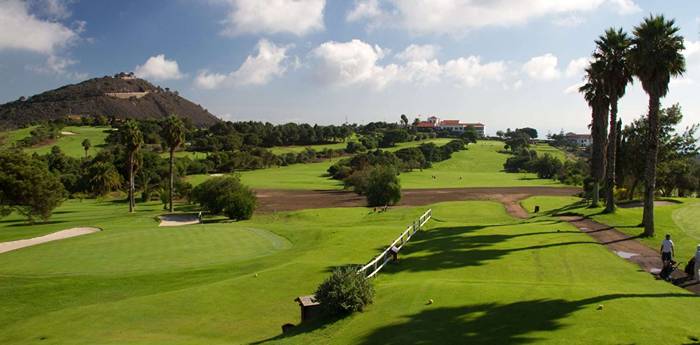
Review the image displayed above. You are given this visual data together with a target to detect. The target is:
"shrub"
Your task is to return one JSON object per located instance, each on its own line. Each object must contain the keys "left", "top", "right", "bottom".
{"left": 531, "top": 154, "right": 563, "bottom": 179}
{"left": 315, "top": 266, "right": 374, "bottom": 316}
{"left": 365, "top": 165, "right": 401, "bottom": 207}
{"left": 191, "top": 176, "right": 256, "bottom": 220}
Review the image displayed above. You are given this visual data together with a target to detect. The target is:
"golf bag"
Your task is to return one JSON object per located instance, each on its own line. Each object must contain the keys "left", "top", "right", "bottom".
{"left": 659, "top": 260, "right": 678, "bottom": 281}
{"left": 685, "top": 257, "right": 695, "bottom": 276}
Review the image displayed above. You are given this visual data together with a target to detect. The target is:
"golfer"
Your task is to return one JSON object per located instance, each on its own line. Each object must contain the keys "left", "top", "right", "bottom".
{"left": 389, "top": 245, "right": 399, "bottom": 262}
{"left": 660, "top": 234, "right": 675, "bottom": 266}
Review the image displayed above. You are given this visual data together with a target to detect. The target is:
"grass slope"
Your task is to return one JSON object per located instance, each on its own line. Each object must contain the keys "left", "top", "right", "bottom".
{"left": 1, "top": 199, "right": 699, "bottom": 344}
{"left": 188, "top": 141, "right": 566, "bottom": 190}
{"left": 0, "top": 126, "right": 110, "bottom": 158}
{"left": 522, "top": 196, "right": 700, "bottom": 264}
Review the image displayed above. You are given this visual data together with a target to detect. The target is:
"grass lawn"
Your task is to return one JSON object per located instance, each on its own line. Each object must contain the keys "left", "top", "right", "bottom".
{"left": 1, "top": 199, "right": 699, "bottom": 344}
{"left": 21, "top": 126, "right": 110, "bottom": 158}
{"left": 0, "top": 126, "right": 37, "bottom": 147}
{"left": 187, "top": 140, "right": 567, "bottom": 190}
{"left": 521, "top": 196, "right": 700, "bottom": 265}
{"left": 531, "top": 143, "right": 569, "bottom": 161}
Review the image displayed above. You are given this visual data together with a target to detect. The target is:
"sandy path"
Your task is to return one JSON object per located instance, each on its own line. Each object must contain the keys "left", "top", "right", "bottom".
{"left": 254, "top": 186, "right": 579, "bottom": 218}
{"left": 159, "top": 214, "right": 200, "bottom": 227}
{"left": 0, "top": 227, "right": 100, "bottom": 254}
{"left": 562, "top": 216, "right": 700, "bottom": 295}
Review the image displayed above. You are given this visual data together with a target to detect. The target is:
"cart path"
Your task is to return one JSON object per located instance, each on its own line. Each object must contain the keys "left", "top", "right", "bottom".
{"left": 255, "top": 186, "right": 579, "bottom": 218}
{"left": 0, "top": 227, "right": 100, "bottom": 254}
{"left": 561, "top": 216, "right": 700, "bottom": 295}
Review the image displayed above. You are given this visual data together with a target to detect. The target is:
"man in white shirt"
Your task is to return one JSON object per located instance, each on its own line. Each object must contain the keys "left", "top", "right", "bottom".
{"left": 660, "top": 234, "right": 675, "bottom": 267}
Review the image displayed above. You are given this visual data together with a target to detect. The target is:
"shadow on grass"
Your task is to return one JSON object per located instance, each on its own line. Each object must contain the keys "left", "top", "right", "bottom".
{"left": 375, "top": 226, "right": 588, "bottom": 273}
{"left": 357, "top": 293, "right": 697, "bottom": 345}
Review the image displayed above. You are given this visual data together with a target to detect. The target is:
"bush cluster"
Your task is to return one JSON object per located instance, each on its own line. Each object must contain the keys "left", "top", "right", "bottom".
{"left": 191, "top": 176, "right": 256, "bottom": 220}
{"left": 315, "top": 266, "right": 375, "bottom": 316}
{"left": 503, "top": 149, "right": 588, "bottom": 185}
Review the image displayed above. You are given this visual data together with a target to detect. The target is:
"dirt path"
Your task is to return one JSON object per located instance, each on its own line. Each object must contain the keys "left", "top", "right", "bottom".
{"left": 0, "top": 227, "right": 100, "bottom": 254}
{"left": 255, "top": 186, "right": 578, "bottom": 218}
{"left": 562, "top": 216, "right": 700, "bottom": 295}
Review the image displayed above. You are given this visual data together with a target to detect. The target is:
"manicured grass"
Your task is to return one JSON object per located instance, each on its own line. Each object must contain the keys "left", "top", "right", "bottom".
{"left": 531, "top": 143, "right": 569, "bottom": 161}
{"left": 2, "top": 199, "right": 698, "bottom": 344}
{"left": 0, "top": 126, "right": 37, "bottom": 147}
{"left": 23, "top": 126, "right": 111, "bottom": 158}
{"left": 269, "top": 141, "right": 349, "bottom": 155}
{"left": 188, "top": 140, "right": 567, "bottom": 190}
{"left": 398, "top": 140, "right": 565, "bottom": 189}
{"left": 522, "top": 195, "right": 700, "bottom": 264}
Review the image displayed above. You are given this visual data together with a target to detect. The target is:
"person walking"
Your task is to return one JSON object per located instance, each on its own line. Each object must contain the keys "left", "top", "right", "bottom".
{"left": 660, "top": 234, "right": 675, "bottom": 267}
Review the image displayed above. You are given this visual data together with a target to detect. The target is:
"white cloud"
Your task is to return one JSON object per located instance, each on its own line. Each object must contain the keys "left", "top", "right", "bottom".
{"left": 565, "top": 57, "right": 590, "bottom": 78}
{"left": 194, "top": 71, "right": 227, "bottom": 90}
{"left": 194, "top": 39, "right": 290, "bottom": 89}
{"left": 564, "top": 81, "right": 586, "bottom": 94}
{"left": 0, "top": 0, "right": 78, "bottom": 54}
{"left": 349, "top": 0, "right": 640, "bottom": 34}
{"left": 135, "top": 54, "right": 184, "bottom": 81}
{"left": 443, "top": 56, "right": 505, "bottom": 87}
{"left": 523, "top": 53, "right": 561, "bottom": 80}
{"left": 552, "top": 15, "right": 585, "bottom": 27}
{"left": 347, "top": 0, "right": 382, "bottom": 22}
{"left": 231, "top": 39, "right": 289, "bottom": 85}
{"left": 684, "top": 39, "right": 700, "bottom": 61}
{"left": 29, "top": 0, "right": 72, "bottom": 20}
{"left": 221, "top": 0, "right": 325, "bottom": 36}
{"left": 311, "top": 39, "right": 398, "bottom": 89}
{"left": 396, "top": 44, "right": 439, "bottom": 62}
{"left": 311, "top": 39, "right": 507, "bottom": 90}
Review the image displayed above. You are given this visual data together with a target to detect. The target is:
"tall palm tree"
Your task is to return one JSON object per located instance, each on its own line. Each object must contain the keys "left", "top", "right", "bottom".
{"left": 594, "top": 28, "right": 633, "bottom": 213}
{"left": 580, "top": 60, "right": 609, "bottom": 207}
{"left": 629, "top": 15, "right": 685, "bottom": 236}
{"left": 160, "top": 115, "right": 186, "bottom": 213}
{"left": 81, "top": 138, "right": 91, "bottom": 159}
{"left": 122, "top": 120, "right": 143, "bottom": 213}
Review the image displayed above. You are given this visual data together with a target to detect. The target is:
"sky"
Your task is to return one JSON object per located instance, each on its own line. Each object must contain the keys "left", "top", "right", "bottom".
{"left": 0, "top": 0, "right": 699, "bottom": 136}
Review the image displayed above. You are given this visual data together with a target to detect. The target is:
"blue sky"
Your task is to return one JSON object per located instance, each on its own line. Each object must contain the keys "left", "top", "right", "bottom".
{"left": 1, "top": 0, "right": 699, "bottom": 135}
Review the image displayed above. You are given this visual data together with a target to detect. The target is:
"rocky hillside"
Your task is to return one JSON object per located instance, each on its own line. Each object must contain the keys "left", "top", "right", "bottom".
{"left": 0, "top": 73, "right": 221, "bottom": 129}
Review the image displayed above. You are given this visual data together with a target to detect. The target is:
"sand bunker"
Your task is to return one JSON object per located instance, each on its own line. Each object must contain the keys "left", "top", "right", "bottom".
{"left": 0, "top": 227, "right": 100, "bottom": 254}
{"left": 209, "top": 173, "right": 223, "bottom": 177}
{"left": 60, "top": 131, "right": 77, "bottom": 135}
{"left": 159, "top": 214, "right": 200, "bottom": 227}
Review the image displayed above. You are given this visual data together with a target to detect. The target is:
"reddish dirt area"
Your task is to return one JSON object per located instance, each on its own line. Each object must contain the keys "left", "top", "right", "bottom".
{"left": 562, "top": 216, "right": 700, "bottom": 295}
{"left": 255, "top": 186, "right": 580, "bottom": 217}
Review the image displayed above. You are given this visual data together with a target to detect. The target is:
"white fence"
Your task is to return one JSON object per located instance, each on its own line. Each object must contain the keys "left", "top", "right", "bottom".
{"left": 357, "top": 209, "right": 432, "bottom": 279}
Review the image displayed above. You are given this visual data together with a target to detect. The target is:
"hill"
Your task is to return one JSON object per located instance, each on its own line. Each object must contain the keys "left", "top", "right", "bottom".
{"left": 0, "top": 73, "right": 221, "bottom": 129}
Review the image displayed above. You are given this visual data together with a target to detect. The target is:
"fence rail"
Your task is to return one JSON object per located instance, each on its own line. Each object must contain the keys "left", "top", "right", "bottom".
{"left": 358, "top": 209, "right": 432, "bottom": 279}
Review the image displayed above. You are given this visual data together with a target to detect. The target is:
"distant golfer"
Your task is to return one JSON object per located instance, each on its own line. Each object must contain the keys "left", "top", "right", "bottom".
{"left": 660, "top": 234, "right": 675, "bottom": 266}
{"left": 197, "top": 211, "right": 203, "bottom": 223}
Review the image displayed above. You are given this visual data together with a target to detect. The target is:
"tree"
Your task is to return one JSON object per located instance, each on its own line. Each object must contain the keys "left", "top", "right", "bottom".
{"left": 629, "top": 15, "right": 686, "bottom": 236}
{"left": 0, "top": 150, "right": 66, "bottom": 222}
{"left": 365, "top": 166, "right": 401, "bottom": 207}
{"left": 191, "top": 176, "right": 256, "bottom": 221}
{"left": 86, "top": 161, "right": 122, "bottom": 196}
{"left": 580, "top": 60, "right": 610, "bottom": 207}
{"left": 594, "top": 28, "right": 633, "bottom": 213}
{"left": 121, "top": 120, "right": 144, "bottom": 213}
{"left": 160, "top": 115, "right": 186, "bottom": 212}
{"left": 519, "top": 127, "right": 538, "bottom": 139}
{"left": 81, "top": 138, "right": 92, "bottom": 158}
{"left": 462, "top": 126, "right": 479, "bottom": 144}
{"left": 315, "top": 265, "right": 374, "bottom": 316}
{"left": 400, "top": 114, "right": 409, "bottom": 127}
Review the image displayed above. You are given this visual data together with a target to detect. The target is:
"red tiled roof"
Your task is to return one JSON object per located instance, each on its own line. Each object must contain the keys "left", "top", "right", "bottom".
{"left": 416, "top": 122, "right": 435, "bottom": 128}
{"left": 439, "top": 120, "right": 460, "bottom": 125}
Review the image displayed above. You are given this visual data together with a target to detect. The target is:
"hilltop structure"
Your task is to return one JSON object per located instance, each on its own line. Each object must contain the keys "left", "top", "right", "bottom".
{"left": 416, "top": 116, "right": 485, "bottom": 137}
{"left": 564, "top": 132, "right": 592, "bottom": 146}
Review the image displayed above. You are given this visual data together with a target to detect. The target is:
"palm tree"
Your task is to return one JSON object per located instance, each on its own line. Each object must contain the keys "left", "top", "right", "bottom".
{"left": 594, "top": 28, "right": 633, "bottom": 213}
{"left": 121, "top": 120, "right": 143, "bottom": 213}
{"left": 629, "top": 15, "right": 685, "bottom": 236}
{"left": 580, "top": 60, "right": 609, "bottom": 207}
{"left": 81, "top": 138, "right": 91, "bottom": 158}
{"left": 160, "top": 115, "right": 186, "bottom": 213}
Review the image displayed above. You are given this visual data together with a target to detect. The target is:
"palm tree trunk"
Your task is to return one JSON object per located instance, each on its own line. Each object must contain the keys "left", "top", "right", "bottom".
{"left": 169, "top": 148, "right": 174, "bottom": 213}
{"left": 643, "top": 95, "right": 661, "bottom": 237}
{"left": 128, "top": 151, "right": 134, "bottom": 213}
{"left": 604, "top": 94, "right": 619, "bottom": 213}
{"left": 592, "top": 182, "right": 600, "bottom": 206}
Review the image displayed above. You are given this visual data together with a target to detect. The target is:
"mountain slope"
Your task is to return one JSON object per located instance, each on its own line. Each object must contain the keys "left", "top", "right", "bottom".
{"left": 0, "top": 74, "right": 220, "bottom": 129}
